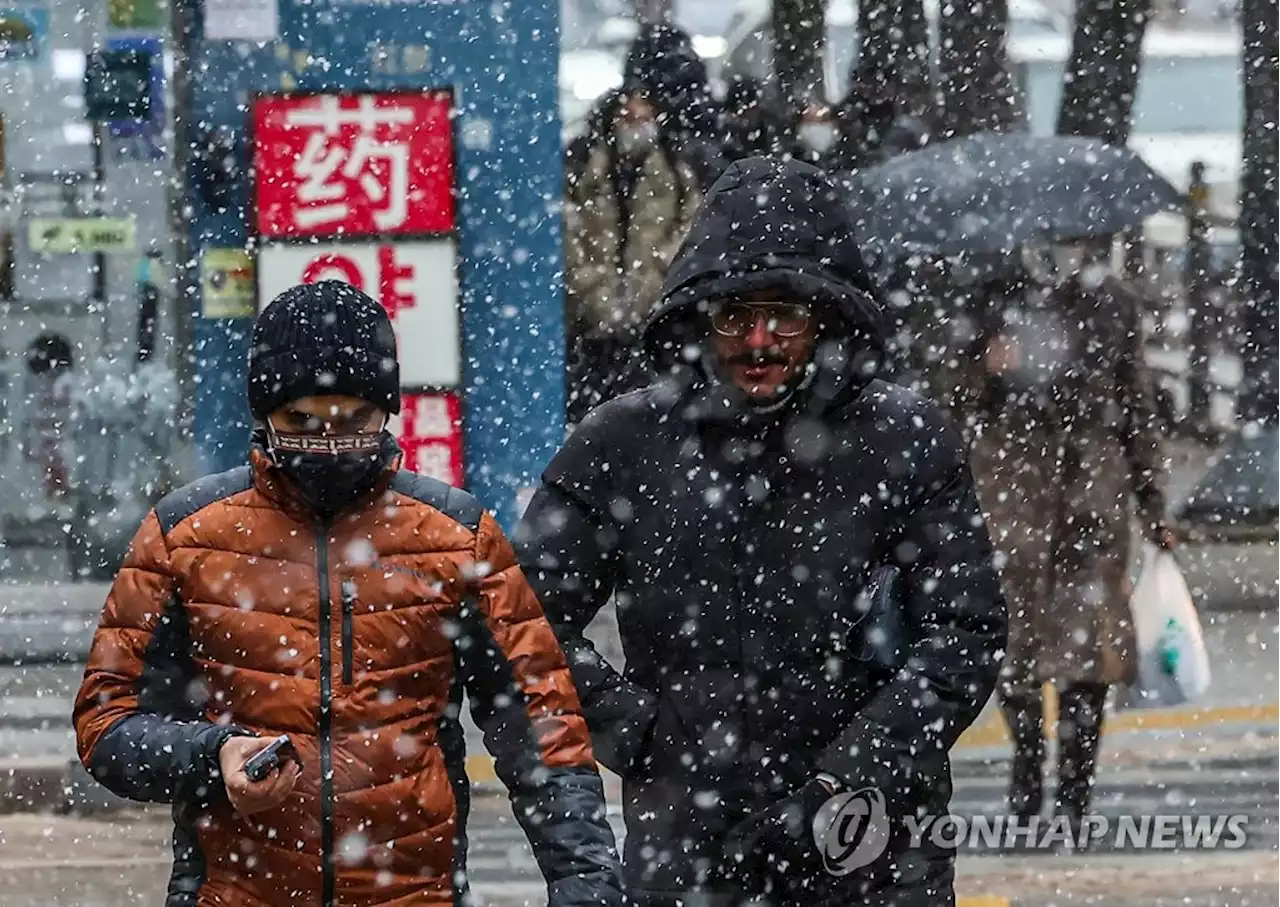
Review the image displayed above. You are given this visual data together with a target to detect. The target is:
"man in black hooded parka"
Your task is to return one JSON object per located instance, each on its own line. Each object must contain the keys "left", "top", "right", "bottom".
{"left": 516, "top": 157, "right": 1007, "bottom": 907}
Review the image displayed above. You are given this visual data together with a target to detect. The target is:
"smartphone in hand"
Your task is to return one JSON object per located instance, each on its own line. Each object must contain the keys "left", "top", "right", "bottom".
{"left": 243, "top": 735, "right": 301, "bottom": 782}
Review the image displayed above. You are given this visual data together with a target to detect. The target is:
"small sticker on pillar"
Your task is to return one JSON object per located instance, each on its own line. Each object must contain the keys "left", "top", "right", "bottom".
{"left": 460, "top": 118, "right": 493, "bottom": 151}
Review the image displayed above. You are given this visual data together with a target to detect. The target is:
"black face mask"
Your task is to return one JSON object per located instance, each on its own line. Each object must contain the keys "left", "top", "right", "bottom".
{"left": 266, "top": 427, "right": 398, "bottom": 519}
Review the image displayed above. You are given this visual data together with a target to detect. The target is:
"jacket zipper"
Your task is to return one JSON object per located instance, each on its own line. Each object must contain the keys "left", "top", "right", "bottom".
{"left": 341, "top": 580, "right": 355, "bottom": 686}
{"left": 732, "top": 486, "right": 756, "bottom": 770}
{"left": 315, "top": 522, "right": 336, "bottom": 907}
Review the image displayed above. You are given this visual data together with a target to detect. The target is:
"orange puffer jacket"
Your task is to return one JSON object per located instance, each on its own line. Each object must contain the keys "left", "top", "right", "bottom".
{"left": 73, "top": 445, "right": 623, "bottom": 907}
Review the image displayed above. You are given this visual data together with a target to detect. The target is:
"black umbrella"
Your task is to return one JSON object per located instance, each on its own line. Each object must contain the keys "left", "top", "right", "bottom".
{"left": 849, "top": 133, "right": 1185, "bottom": 259}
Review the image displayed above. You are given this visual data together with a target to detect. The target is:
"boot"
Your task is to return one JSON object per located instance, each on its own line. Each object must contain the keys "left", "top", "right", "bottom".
{"left": 1056, "top": 682, "right": 1108, "bottom": 847}
{"left": 999, "top": 692, "right": 1045, "bottom": 821}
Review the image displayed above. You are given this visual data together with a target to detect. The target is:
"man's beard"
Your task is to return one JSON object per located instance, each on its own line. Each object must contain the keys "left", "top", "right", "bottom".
{"left": 728, "top": 349, "right": 791, "bottom": 397}
{"left": 722, "top": 349, "right": 816, "bottom": 411}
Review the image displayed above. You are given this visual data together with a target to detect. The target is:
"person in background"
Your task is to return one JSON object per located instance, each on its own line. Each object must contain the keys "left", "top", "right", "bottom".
{"left": 621, "top": 22, "right": 728, "bottom": 186}
{"left": 785, "top": 95, "right": 844, "bottom": 170}
{"left": 23, "top": 332, "right": 75, "bottom": 503}
{"left": 835, "top": 81, "right": 933, "bottom": 171}
{"left": 73, "top": 281, "right": 625, "bottom": 907}
{"left": 564, "top": 87, "right": 701, "bottom": 425}
{"left": 947, "top": 243, "right": 1173, "bottom": 836}
{"left": 721, "top": 76, "right": 782, "bottom": 161}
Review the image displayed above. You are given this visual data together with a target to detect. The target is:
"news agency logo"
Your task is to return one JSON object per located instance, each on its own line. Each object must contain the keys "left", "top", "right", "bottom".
{"left": 811, "top": 787, "right": 892, "bottom": 875}
{"left": 904, "top": 813, "right": 1250, "bottom": 853}
{"left": 813, "top": 787, "right": 1251, "bottom": 874}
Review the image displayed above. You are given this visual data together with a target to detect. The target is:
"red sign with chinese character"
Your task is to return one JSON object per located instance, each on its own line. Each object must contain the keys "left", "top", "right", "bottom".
{"left": 252, "top": 92, "right": 455, "bottom": 239}
{"left": 394, "top": 392, "right": 464, "bottom": 488}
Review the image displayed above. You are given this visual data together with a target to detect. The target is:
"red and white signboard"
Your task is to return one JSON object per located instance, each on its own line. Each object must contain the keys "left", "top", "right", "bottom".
{"left": 391, "top": 392, "right": 464, "bottom": 487}
{"left": 257, "top": 239, "right": 461, "bottom": 388}
{"left": 252, "top": 92, "right": 455, "bottom": 239}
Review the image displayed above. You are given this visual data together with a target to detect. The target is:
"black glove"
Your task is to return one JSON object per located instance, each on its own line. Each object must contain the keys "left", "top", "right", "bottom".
{"left": 722, "top": 779, "right": 836, "bottom": 893}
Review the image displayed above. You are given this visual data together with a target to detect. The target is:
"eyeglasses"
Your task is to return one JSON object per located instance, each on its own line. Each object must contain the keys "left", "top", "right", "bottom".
{"left": 271, "top": 406, "right": 383, "bottom": 437}
{"left": 710, "top": 303, "right": 812, "bottom": 338}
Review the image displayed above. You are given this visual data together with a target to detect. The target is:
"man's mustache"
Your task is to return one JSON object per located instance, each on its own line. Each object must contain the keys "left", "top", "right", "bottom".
{"left": 725, "top": 351, "right": 788, "bottom": 367}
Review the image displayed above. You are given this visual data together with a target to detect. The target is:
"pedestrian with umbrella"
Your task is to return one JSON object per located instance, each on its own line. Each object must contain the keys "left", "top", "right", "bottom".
{"left": 941, "top": 240, "right": 1175, "bottom": 834}
{"left": 850, "top": 135, "right": 1181, "bottom": 833}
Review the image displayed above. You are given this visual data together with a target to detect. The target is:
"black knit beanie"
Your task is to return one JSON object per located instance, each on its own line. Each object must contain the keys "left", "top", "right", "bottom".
{"left": 623, "top": 23, "right": 703, "bottom": 97}
{"left": 247, "top": 281, "right": 400, "bottom": 421}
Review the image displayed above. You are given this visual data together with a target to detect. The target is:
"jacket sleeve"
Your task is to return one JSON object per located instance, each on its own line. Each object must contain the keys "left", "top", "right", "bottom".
{"left": 1114, "top": 282, "right": 1169, "bottom": 529}
{"left": 816, "top": 417, "right": 1008, "bottom": 816}
{"left": 514, "top": 425, "right": 659, "bottom": 778}
{"left": 458, "top": 510, "right": 624, "bottom": 907}
{"left": 72, "top": 510, "right": 250, "bottom": 805}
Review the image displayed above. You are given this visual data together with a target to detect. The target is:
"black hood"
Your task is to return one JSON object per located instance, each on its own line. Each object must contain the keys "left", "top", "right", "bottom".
{"left": 642, "top": 157, "right": 886, "bottom": 393}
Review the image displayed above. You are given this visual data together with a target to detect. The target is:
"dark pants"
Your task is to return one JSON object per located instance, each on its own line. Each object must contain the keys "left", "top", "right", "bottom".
{"left": 999, "top": 682, "right": 1108, "bottom": 821}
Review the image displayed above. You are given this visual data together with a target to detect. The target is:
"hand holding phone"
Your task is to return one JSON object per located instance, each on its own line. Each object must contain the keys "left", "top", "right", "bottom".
{"left": 244, "top": 734, "right": 301, "bottom": 782}
{"left": 220, "top": 734, "right": 301, "bottom": 815}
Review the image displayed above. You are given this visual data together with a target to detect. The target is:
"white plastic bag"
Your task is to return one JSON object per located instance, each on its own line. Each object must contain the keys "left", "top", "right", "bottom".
{"left": 1117, "top": 544, "right": 1212, "bottom": 709}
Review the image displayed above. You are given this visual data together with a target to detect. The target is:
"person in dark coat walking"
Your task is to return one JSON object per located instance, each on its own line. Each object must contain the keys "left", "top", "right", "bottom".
{"left": 833, "top": 82, "right": 931, "bottom": 171}
{"left": 563, "top": 88, "right": 702, "bottom": 426}
{"left": 517, "top": 157, "right": 1008, "bottom": 907}
{"left": 785, "top": 95, "right": 845, "bottom": 171}
{"left": 721, "top": 76, "right": 782, "bottom": 162}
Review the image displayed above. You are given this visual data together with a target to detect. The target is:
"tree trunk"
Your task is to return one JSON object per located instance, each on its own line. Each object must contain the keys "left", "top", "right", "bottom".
{"left": 772, "top": 0, "right": 827, "bottom": 112}
{"left": 936, "top": 0, "right": 1021, "bottom": 138}
{"left": 1239, "top": 0, "right": 1279, "bottom": 422}
{"left": 849, "top": 0, "right": 931, "bottom": 116}
{"left": 1172, "top": 0, "right": 1280, "bottom": 529}
{"left": 1056, "top": 0, "right": 1151, "bottom": 144}
{"left": 840, "top": 0, "right": 932, "bottom": 168}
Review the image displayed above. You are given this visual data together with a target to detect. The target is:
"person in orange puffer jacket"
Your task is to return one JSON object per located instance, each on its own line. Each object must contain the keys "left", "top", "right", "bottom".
{"left": 73, "top": 281, "right": 624, "bottom": 907}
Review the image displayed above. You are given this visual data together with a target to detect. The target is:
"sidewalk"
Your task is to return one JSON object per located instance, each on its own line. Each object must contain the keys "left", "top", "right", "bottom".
{"left": 2, "top": 811, "right": 1273, "bottom": 907}
{"left": 1, "top": 749, "right": 1275, "bottom": 904}
{"left": 0, "top": 583, "right": 105, "bottom": 665}
{"left": 950, "top": 608, "right": 1278, "bottom": 766}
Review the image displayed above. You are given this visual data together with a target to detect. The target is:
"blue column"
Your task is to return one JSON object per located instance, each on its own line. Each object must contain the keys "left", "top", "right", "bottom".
{"left": 186, "top": 0, "right": 564, "bottom": 526}
{"left": 452, "top": 5, "right": 565, "bottom": 525}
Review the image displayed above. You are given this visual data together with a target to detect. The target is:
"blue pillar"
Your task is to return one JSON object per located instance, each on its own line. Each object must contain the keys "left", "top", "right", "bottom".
{"left": 187, "top": 0, "right": 564, "bottom": 528}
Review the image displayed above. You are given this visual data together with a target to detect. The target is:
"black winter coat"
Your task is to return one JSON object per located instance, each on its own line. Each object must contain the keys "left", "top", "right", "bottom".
{"left": 517, "top": 158, "right": 1007, "bottom": 907}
